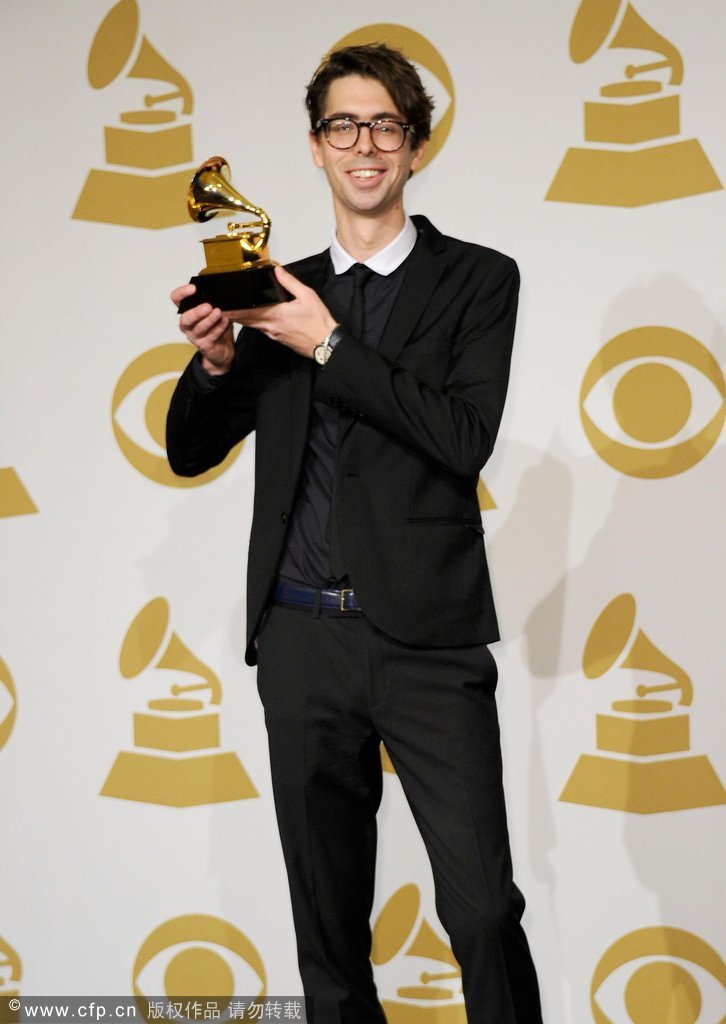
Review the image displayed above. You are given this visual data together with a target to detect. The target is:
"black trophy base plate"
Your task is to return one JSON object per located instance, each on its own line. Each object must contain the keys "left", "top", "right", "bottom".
{"left": 178, "top": 264, "right": 292, "bottom": 314}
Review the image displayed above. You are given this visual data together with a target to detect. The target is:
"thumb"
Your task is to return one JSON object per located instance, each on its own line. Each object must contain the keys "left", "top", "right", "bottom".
{"left": 274, "top": 264, "right": 307, "bottom": 298}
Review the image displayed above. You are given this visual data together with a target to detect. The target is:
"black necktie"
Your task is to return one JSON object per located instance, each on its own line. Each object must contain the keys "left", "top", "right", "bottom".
{"left": 328, "top": 264, "right": 374, "bottom": 581}
{"left": 349, "top": 263, "right": 375, "bottom": 342}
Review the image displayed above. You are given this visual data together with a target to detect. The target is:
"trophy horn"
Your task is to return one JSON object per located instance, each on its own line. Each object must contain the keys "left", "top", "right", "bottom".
{"left": 189, "top": 155, "right": 269, "bottom": 233}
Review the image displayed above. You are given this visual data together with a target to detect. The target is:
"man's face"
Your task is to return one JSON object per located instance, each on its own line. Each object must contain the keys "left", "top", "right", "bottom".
{"left": 309, "top": 74, "right": 426, "bottom": 223}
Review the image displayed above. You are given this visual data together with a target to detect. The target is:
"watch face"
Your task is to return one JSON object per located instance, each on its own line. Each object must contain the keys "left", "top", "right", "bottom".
{"left": 314, "top": 344, "right": 330, "bottom": 365}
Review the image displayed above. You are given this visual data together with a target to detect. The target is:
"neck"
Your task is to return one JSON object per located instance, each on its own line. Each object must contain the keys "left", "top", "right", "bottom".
{"left": 333, "top": 204, "right": 406, "bottom": 262}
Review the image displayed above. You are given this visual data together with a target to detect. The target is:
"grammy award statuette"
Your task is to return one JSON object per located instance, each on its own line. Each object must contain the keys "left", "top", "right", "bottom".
{"left": 178, "top": 155, "right": 291, "bottom": 314}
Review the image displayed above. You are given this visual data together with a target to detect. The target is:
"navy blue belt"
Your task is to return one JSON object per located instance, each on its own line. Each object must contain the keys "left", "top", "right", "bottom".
{"left": 272, "top": 579, "right": 362, "bottom": 612}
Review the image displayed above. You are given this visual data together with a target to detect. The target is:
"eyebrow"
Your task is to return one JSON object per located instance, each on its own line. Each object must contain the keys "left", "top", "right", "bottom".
{"left": 325, "top": 111, "right": 404, "bottom": 121}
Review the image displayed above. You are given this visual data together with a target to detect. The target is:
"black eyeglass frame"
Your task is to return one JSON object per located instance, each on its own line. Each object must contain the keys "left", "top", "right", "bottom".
{"left": 314, "top": 117, "right": 416, "bottom": 152}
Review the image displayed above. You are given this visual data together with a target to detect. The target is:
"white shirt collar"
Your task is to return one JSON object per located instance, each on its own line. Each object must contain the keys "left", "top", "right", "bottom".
{"left": 329, "top": 216, "right": 417, "bottom": 276}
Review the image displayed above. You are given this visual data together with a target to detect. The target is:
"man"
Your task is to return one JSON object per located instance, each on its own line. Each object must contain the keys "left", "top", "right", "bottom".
{"left": 167, "top": 44, "right": 542, "bottom": 1024}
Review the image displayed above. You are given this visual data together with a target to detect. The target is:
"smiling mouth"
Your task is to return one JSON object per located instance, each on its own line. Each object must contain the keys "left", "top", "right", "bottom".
{"left": 349, "top": 169, "right": 384, "bottom": 179}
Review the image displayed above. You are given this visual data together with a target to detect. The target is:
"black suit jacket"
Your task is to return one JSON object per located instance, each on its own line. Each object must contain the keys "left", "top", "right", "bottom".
{"left": 167, "top": 216, "right": 519, "bottom": 665}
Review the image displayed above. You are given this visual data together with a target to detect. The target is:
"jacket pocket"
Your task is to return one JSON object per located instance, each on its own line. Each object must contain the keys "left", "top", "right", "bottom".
{"left": 405, "top": 517, "right": 484, "bottom": 534}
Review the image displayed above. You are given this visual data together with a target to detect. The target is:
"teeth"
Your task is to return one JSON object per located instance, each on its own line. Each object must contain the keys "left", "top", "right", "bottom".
{"left": 351, "top": 170, "right": 380, "bottom": 178}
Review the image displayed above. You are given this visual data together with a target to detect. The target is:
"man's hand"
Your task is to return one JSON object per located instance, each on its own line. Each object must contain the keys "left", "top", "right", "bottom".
{"left": 171, "top": 284, "right": 235, "bottom": 376}
{"left": 227, "top": 266, "right": 338, "bottom": 359}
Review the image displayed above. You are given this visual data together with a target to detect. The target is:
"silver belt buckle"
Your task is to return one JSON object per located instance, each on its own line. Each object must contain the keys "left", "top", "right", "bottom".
{"left": 339, "top": 588, "right": 354, "bottom": 611}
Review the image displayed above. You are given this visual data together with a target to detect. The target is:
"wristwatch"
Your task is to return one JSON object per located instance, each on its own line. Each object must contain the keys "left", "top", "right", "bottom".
{"left": 313, "top": 325, "right": 345, "bottom": 366}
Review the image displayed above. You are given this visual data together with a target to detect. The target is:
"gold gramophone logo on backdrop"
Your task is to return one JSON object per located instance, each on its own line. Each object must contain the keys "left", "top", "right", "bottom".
{"left": 590, "top": 927, "right": 726, "bottom": 1024}
{"left": 330, "top": 25, "right": 454, "bottom": 172}
{"left": 372, "top": 885, "right": 465, "bottom": 1023}
{"left": 73, "top": 0, "right": 195, "bottom": 228}
{"left": 580, "top": 326, "right": 726, "bottom": 478}
{"left": 477, "top": 479, "right": 496, "bottom": 511}
{"left": 133, "top": 914, "right": 266, "bottom": 1011}
{"left": 546, "top": 0, "right": 722, "bottom": 206}
{"left": 0, "top": 468, "right": 37, "bottom": 519}
{"left": 560, "top": 594, "right": 726, "bottom": 814}
{"left": 111, "top": 344, "right": 243, "bottom": 486}
{"left": 101, "top": 598, "right": 257, "bottom": 807}
{"left": 0, "top": 658, "right": 18, "bottom": 754}
{"left": 0, "top": 935, "right": 22, "bottom": 1020}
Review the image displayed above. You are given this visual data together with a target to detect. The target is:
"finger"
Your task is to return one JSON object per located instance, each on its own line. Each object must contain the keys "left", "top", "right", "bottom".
{"left": 180, "top": 304, "right": 229, "bottom": 341}
{"left": 227, "top": 307, "right": 275, "bottom": 328}
{"left": 179, "top": 302, "right": 213, "bottom": 334}
{"left": 171, "top": 283, "right": 196, "bottom": 308}
{"left": 232, "top": 308, "right": 271, "bottom": 322}
{"left": 196, "top": 307, "right": 230, "bottom": 338}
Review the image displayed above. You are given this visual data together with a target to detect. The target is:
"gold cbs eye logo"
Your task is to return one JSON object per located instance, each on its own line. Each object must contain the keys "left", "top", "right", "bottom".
{"left": 328, "top": 25, "right": 454, "bottom": 171}
{"left": 591, "top": 927, "right": 726, "bottom": 1024}
{"left": 133, "top": 914, "right": 266, "bottom": 1009}
{"left": 111, "top": 345, "right": 243, "bottom": 486}
{"left": 0, "top": 658, "right": 18, "bottom": 753}
{"left": 0, "top": 934, "right": 22, "bottom": 998}
{"left": 580, "top": 327, "right": 725, "bottom": 477}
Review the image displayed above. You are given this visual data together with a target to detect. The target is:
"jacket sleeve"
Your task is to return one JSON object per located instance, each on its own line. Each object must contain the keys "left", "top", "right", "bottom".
{"left": 314, "top": 253, "right": 519, "bottom": 477}
{"left": 165, "top": 329, "right": 264, "bottom": 477}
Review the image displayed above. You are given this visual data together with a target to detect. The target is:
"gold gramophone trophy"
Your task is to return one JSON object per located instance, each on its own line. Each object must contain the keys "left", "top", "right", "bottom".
{"left": 178, "top": 155, "right": 291, "bottom": 313}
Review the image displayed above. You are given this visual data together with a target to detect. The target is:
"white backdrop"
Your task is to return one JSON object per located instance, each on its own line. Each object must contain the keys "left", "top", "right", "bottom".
{"left": 1, "top": 2, "right": 725, "bottom": 1022}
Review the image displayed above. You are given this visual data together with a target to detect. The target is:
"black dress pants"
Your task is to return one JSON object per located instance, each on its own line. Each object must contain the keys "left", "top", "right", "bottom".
{"left": 256, "top": 603, "right": 543, "bottom": 1024}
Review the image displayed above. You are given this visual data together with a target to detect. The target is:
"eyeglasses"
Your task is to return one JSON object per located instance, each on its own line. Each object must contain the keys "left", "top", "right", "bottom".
{"left": 315, "top": 118, "right": 415, "bottom": 152}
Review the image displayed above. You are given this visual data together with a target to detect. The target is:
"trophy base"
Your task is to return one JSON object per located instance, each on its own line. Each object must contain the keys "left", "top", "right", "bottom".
{"left": 178, "top": 263, "right": 292, "bottom": 313}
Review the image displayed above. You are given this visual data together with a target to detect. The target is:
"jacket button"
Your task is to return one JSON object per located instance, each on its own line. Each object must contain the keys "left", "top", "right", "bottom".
{"left": 281, "top": 512, "right": 288, "bottom": 525}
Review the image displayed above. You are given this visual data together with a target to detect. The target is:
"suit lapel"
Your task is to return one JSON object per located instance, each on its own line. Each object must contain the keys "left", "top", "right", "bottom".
{"left": 378, "top": 217, "right": 447, "bottom": 363}
{"left": 282, "top": 251, "right": 328, "bottom": 474}
{"left": 287, "top": 358, "right": 314, "bottom": 474}
{"left": 285, "top": 249, "right": 329, "bottom": 293}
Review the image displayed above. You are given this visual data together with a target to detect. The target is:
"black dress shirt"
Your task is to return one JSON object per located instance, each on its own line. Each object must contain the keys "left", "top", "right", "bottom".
{"left": 276, "top": 256, "right": 408, "bottom": 586}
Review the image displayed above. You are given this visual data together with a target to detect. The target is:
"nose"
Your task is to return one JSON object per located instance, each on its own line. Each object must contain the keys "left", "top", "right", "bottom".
{"left": 355, "top": 123, "right": 376, "bottom": 154}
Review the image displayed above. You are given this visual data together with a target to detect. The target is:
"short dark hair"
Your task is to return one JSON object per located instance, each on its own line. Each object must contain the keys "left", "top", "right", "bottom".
{"left": 306, "top": 43, "right": 434, "bottom": 142}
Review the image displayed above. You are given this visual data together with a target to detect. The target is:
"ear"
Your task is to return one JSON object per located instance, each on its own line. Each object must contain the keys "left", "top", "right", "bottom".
{"left": 309, "top": 130, "right": 325, "bottom": 169}
{"left": 409, "top": 138, "right": 427, "bottom": 174}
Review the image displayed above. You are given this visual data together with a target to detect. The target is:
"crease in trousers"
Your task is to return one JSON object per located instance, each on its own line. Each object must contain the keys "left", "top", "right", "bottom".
{"left": 256, "top": 602, "right": 543, "bottom": 1024}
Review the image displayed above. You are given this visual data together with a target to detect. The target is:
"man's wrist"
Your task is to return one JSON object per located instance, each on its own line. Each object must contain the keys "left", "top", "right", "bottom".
{"left": 194, "top": 352, "right": 234, "bottom": 387}
{"left": 200, "top": 353, "right": 233, "bottom": 376}
{"left": 313, "top": 325, "right": 345, "bottom": 366}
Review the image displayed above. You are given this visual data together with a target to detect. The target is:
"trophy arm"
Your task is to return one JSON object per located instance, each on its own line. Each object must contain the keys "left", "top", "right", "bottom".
{"left": 241, "top": 209, "right": 270, "bottom": 254}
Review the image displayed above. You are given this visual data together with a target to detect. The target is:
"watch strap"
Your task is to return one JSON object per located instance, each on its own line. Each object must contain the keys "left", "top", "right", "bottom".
{"left": 326, "top": 326, "right": 346, "bottom": 351}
